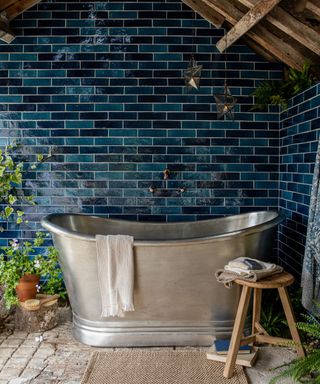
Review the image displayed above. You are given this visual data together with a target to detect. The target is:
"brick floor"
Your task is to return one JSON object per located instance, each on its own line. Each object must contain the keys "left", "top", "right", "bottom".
{"left": 0, "top": 308, "right": 296, "bottom": 384}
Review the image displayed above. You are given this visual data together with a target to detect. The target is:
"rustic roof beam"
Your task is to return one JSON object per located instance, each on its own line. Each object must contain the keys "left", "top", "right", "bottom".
{"left": 241, "top": 35, "right": 277, "bottom": 62}
{"left": 0, "top": 0, "right": 16, "bottom": 12}
{"left": 0, "top": 18, "right": 15, "bottom": 43}
{"left": 203, "top": 0, "right": 306, "bottom": 70}
{"left": 5, "top": 0, "right": 42, "bottom": 21}
{"left": 182, "top": 0, "right": 225, "bottom": 28}
{"left": 306, "top": 0, "right": 320, "bottom": 17}
{"left": 216, "top": 0, "right": 282, "bottom": 52}
{"left": 294, "top": 0, "right": 308, "bottom": 12}
{"left": 238, "top": 0, "right": 320, "bottom": 56}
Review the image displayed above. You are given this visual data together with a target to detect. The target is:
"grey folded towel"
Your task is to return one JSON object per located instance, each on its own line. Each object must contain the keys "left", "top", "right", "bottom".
{"left": 215, "top": 257, "right": 283, "bottom": 288}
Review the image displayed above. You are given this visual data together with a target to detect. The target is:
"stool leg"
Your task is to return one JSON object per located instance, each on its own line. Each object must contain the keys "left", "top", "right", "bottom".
{"left": 278, "top": 287, "right": 305, "bottom": 358}
{"left": 223, "top": 285, "right": 252, "bottom": 379}
{"left": 252, "top": 288, "right": 262, "bottom": 335}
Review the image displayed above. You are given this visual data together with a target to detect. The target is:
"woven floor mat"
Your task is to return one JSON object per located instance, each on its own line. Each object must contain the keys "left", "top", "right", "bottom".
{"left": 81, "top": 349, "right": 248, "bottom": 384}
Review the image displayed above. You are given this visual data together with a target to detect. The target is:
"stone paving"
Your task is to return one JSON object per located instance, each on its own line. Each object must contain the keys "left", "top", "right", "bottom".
{"left": 0, "top": 308, "right": 296, "bottom": 384}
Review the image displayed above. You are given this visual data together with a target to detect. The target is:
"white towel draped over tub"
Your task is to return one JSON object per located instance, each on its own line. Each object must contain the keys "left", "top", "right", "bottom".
{"left": 95, "top": 234, "right": 135, "bottom": 317}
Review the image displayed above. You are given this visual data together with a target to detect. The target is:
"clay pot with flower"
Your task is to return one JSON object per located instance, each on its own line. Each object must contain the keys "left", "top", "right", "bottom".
{"left": 0, "top": 232, "right": 65, "bottom": 309}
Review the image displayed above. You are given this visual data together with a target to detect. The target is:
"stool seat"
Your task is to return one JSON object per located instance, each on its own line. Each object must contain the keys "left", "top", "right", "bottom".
{"left": 234, "top": 271, "right": 294, "bottom": 289}
{"left": 223, "top": 270, "right": 305, "bottom": 379}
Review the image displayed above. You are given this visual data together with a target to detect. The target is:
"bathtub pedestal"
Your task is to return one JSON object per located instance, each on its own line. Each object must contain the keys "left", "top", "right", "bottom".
{"left": 72, "top": 313, "right": 234, "bottom": 347}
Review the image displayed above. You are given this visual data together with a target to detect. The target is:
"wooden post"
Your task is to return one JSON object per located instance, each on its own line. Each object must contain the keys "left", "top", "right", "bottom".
{"left": 252, "top": 288, "right": 262, "bottom": 335}
{"left": 223, "top": 285, "right": 252, "bottom": 378}
{"left": 278, "top": 287, "right": 305, "bottom": 358}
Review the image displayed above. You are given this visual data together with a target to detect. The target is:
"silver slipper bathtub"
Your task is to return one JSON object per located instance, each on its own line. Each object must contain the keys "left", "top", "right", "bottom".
{"left": 41, "top": 210, "right": 284, "bottom": 347}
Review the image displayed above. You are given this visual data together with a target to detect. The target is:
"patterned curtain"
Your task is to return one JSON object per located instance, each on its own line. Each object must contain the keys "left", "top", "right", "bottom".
{"left": 301, "top": 136, "right": 320, "bottom": 315}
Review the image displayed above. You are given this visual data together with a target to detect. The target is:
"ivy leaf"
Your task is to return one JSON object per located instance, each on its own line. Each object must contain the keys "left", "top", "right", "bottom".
{"left": 37, "top": 154, "right": 44, "bottom": 162}
{"left": 17, "top": 210, "right": 24, "bottom": 217}
{"left": 16, "top": 217, "right": 23, "bottom": 224}
{"left": 5, "top": 206, "right": 14, "bottom": 218}
{"left": 8, "top": 195, "right": 17, "bottom": 205}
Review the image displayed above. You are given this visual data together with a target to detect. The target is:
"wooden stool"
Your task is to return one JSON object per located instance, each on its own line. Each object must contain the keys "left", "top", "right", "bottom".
{"left": 224, "top": 271, "right": 305, "bottom": 379}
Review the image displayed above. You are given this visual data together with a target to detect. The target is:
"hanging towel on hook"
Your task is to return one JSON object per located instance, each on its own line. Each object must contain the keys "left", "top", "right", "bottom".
{"left": 302, "top": 135, "right": 320, "bottom": 315}
{"left": 96, "top": 234, "right": 135, "bottom": 317}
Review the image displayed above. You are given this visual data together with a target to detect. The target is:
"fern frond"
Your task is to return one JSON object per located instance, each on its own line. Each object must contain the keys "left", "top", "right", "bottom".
{"left": 297, "top": 321, "right": 320, "bottom": 340}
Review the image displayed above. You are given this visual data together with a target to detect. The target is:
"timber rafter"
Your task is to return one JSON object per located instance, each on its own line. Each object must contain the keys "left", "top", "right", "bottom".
{"left": 183, "top": 0, "right": 320, "bottom": 74}
{"left": 0, "top": 0, "right": 42, "bottom": 43}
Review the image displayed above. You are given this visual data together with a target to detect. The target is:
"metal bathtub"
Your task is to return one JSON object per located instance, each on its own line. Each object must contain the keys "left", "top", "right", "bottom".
{"left": 41, "top": 210, "right": 284, "bottom": 347}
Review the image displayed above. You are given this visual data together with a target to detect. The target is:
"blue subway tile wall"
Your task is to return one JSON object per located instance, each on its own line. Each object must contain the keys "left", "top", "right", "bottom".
{"left": 0, "top": 0, "right": 283, "bottom": 240}
{"left": 278, "top": 83, "right": 320, "bottom": 276}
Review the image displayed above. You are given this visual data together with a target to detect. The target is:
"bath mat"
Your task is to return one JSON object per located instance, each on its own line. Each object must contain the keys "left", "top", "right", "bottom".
{"left": 81, "top": 349, "right": 248, "bottom": 384}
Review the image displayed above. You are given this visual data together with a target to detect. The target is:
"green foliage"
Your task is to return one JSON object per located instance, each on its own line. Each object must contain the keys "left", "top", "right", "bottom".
{"left": 287, "top": 62, "right": 314, "bottom": 96}
{"left": 270, "top": 307, "right": 320, "bottom": 383}
{"left": 252, "top": 61, "right": 315, "bottom": 111}
{"left": 0, "top": 143, "right": 57, "bottom": 232}
{"left": 0, "top": 232, "right": 66, "bottom": 309}
{"left": 0, "top": 143, "right": 42, "bottom": 232}
{"left": 260, "top": 305, "right": 287, "bottom": 337}
{"left": 0, "top": 144, "right": 27, "bottom": 230}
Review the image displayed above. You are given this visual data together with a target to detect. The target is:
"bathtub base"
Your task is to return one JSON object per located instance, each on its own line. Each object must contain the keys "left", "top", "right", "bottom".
{"left": 72, "top": 313, "right": 234, "bottom": 347}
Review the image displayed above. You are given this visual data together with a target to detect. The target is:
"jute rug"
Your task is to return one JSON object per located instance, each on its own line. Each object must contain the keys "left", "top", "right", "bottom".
{"left": 81, "top": 349, "right": 248, "bottom": 384}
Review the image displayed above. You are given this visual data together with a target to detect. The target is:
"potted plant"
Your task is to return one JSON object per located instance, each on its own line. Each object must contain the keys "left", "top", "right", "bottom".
{"left": 0, "top": 232, "right": 66, "bottom": 309}
{"left": 0, "top": 142, "right": 58, "bottom": 318}
{"left": 251, "top": 61, "right": 315, "bottom": 111}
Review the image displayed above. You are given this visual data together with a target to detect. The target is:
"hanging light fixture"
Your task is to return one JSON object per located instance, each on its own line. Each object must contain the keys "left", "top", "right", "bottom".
{"left": 214, "top": 31, "right": 237, "bottom": 120}
{"left": 214, "top": 81, "right": 236, "bottom": 120}
{"left": 184, "top": 54, "right": 202, "bottom": 91}
{"left": 184, "top": 11, "right": 202, "bottom": 92}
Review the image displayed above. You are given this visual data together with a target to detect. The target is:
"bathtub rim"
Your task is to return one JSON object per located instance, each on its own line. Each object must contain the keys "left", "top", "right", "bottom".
{"left": 41, "top": 210, "right": 285, "bottom": 247}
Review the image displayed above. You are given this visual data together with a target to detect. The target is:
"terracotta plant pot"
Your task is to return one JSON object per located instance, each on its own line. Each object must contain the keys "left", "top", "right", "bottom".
{"left": 15, "top": 274, "right": 40, "bottom": 302}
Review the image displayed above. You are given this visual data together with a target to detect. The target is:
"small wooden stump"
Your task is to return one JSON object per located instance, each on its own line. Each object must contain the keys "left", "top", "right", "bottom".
{"left": 15, "top": 294, "right": 58, "bottom": 333}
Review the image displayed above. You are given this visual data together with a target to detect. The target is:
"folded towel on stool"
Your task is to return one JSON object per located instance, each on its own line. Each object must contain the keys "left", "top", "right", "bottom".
{"left": 215, "top": 257, "right": 283, "bottom": 288}
{"left": 228, "top": 257, "right": 264, "bottom": 271}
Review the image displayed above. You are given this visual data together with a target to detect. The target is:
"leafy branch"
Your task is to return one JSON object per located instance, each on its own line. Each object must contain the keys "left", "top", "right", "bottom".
{"left": 252, "top": 61, "right": 316, "bottom": 111}
{"left": 0, "top": 143, "right": 57, "bottom": 231}
{"left": 270, "top": 306, "right": 320, "bottom": 383}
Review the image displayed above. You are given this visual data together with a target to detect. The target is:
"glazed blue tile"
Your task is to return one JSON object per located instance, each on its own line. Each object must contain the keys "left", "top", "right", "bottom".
{"left": 1, "top": 0, "right": 316, "bottom": 252}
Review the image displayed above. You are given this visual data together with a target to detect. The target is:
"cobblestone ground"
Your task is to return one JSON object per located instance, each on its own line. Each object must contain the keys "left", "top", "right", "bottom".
{"left": 0, "top": 309, "right": 93, "bottom": 384}
{"left": 0, "top": 308, "right": 296, "bottom": 384}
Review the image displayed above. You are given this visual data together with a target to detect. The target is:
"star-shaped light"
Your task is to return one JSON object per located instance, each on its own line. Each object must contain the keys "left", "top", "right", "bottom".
{"left": 184, "top": 55, "right": 202, "bottom": 92}
{"left": 214, "top": 81, "right": 237, "bottom": 120}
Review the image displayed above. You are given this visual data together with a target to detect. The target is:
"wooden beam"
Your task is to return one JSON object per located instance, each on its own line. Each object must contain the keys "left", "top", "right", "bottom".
{"left": 255, "top": 334, "right": 292, "bottom": 346}
{"left": 0, "top": 19, "right": 15, "bottom": 43}
{"left": 182, "top": 0, "right": 225, "bottom": 28}
{"left": 238, "top": 0, "right": 320, "bottom": 56}
{"left": 294, "top": 0, "right": 308, "bottom": 12}
{"left": 306, "top": 0, "right": 320, "bottom": 17}
{"left": 241, "top": 35, "right": 277, "bottom": 62}
{"left": 5, "top": 0, "right": 42, "bottom": 21}
{"left": 0, "top": 0, "right": 16, "bottom": 12}
{"left": 203, "top": 0, "right": 307, "bottom": 70}
{"left": 216, "top": 0, "right": 282, "bottom": 52}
